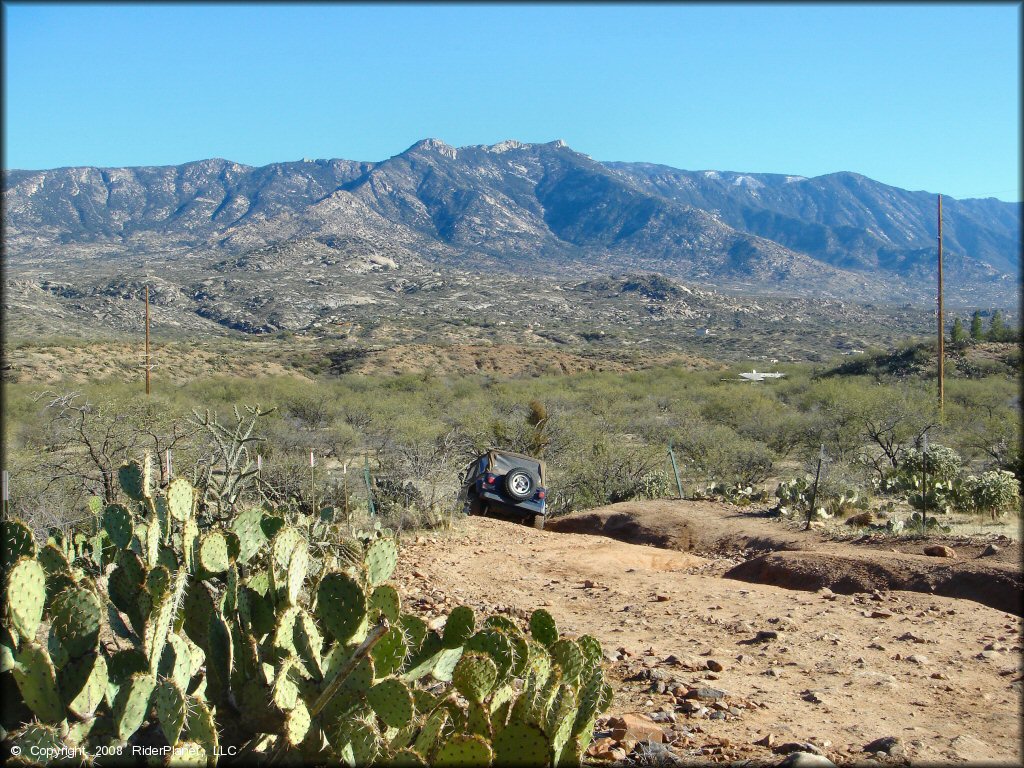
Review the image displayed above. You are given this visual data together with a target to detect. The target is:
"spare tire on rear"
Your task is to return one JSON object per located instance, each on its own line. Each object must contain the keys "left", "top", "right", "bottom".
{"left": 504, "top": 468, "right": 535, "bottom": 500}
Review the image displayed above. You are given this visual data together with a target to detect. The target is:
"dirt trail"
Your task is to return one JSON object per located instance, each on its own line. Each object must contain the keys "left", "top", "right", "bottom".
{"left": 393, "top": 511, "right": 1022, "bottom": 765}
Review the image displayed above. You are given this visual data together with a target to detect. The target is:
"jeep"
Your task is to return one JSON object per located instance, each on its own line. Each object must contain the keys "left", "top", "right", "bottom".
{"left": 458, "top": 448, "right": 548, "bottom": 529}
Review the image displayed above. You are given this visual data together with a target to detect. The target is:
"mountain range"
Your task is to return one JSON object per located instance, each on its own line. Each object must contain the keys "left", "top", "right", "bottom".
{"left": 3, "top": 138, "right": 1020, "bottom": 309}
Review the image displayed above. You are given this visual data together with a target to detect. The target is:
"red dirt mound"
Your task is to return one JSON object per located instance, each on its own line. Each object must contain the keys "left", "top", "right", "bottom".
{"left": 725, "top": 550, "right": 1023, "bottom": 615}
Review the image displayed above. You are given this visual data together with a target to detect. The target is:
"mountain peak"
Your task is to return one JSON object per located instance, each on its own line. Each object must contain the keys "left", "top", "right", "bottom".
{"left": 405, "top": 138, "right": 458, "bottom": 158}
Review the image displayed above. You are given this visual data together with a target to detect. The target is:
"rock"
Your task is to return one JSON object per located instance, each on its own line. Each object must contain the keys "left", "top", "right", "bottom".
{"left": 677, "top": 700, "right": 703, "bottom": 714}
{"left": 923, "top": 545, "right": 957, "bottom": 558}
{"left": 755, "top": 733, "right": 777, "bottom": 748}
{"left": 649, "top": 710, "right": 676, "bottom": 724}
{"left": 607, "top": 714, "right": 666, "bottom": 744}
{"left": 906, "top": 654, "right": 929, "bottom": 665}
{"left": 863, "top": 736, "right": 905, "bottom": 756}
{"left": 778, "top": 752, "right": 836, "bottom": 767}
{"left": 582, "top": 579, "right": 596, "bottom": 588}
{"left": 586, "top": 737, "right": 617, "bottom": 759}
{"left": 980, "top": 543, "right": 1000, "bottom": 557}
{"left": 655, "top": 594, "right": 670, "bottom": 602}
{"left": 685, "top": 686, "right": 727, "bottom": 702}
{"left": 774, "top": 742, "right": 824, "bottom": 755}
{"left": 707, "top": 659, "right": 725, "bottom": 672}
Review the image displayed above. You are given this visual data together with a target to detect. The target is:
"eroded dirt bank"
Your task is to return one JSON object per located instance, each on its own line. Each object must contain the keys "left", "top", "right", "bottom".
{"left": 393, "top": 513, "right": 1022, "bottom": 765}
{"left": 547, "top": 500, "right": 1022, "bottom": 615}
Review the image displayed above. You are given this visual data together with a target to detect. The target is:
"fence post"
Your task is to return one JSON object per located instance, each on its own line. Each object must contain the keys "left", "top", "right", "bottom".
{"left": 2, "top": 469, "right": 9, "bottom": 516}
{"left": 667, "top": 441, "right": 684, "bottom": 499}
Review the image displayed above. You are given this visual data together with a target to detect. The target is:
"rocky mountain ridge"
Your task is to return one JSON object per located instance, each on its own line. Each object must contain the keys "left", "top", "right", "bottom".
{"left": 3, "top": 139, "right": 1019, "bottom": 311}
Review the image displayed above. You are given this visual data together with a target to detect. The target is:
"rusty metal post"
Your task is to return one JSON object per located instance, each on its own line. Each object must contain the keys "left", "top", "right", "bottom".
{"left": 937, "top": 195, "right": 944, "bottom": 416}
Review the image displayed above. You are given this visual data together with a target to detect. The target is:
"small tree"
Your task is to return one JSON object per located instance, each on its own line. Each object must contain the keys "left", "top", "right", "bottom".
{"left": 988, "top": 310, "right": 1006, "bottom": 342}
{"left": 970, "top": 311, "right": 985, "bottom": 340}
{"left": 950, "top": 317, "right": 967, "bottom": 346}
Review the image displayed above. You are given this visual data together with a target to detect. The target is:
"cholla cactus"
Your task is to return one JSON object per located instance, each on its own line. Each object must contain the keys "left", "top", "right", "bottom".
{"left": 1, "top": 454, "right": 613, "bottom": 765}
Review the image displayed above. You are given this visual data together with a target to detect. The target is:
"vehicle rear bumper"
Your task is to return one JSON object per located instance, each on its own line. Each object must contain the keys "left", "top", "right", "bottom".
{"left": 478, "top": 491, "right": 546, "bottom": 517}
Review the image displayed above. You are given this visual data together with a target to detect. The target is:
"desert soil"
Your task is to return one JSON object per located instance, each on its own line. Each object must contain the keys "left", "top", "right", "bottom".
{"left": 392, "top": 501, "right": 1022, "bottom": 766}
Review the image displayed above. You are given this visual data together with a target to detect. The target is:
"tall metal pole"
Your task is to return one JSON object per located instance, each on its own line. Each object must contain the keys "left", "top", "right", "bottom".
{"left": 145, "top": 285, "right": 151, "bottom": 396}
{"left": 937, "top": 195, "right": 944, "bottom": 416}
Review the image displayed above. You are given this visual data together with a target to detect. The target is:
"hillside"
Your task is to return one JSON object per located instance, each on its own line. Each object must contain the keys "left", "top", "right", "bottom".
{"left": 4, "top": 140, "right": 1019, "bottom": 313}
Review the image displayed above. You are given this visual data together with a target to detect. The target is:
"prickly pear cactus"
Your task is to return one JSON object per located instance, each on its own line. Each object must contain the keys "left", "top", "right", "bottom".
{"left": 0, "top": 454, "right": 612, "bottom": 766}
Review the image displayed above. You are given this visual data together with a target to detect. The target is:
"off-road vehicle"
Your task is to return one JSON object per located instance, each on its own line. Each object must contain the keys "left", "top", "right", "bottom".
{"left": 458, "top": 449, "right": 548, "bottom": 529}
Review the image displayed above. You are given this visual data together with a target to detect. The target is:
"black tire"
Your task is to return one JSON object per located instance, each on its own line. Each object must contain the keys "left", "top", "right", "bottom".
{"left": 504, "top": 468, "right": 535, "bottom": 501}
{"left": 531, "top": 514, "right": 545, "bottom": 530}
{"left": 464, "top": 494, "right": 483, "bottom": 516}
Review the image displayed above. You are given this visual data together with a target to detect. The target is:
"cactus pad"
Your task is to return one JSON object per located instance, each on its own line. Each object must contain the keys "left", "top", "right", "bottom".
{"left": 158, "top": 632, "right": 193, "bottom": 689}
{"left": 61, "top": 652, "right": 108, "bottom": 719}
{"left": 3, "top": 519, "right": 36, "bottom": 569}
{"left": 114, "top": 672, "right": 157, "bottom": 741}
{"left": 272, "top": 656, "right": 302, "bottom": 711}
{"left": 13, "top": 642, "right": 64, "bottom": 723}
{"left": 182, "top": 580, "right": 215, "bottom": 649}
{"left": 369, "top": 584, "right": 402, "bottom": 624}
{"left": 431, "top": 647, "right": 464, "bottom": 683}
{"left": 286, "top": 541, "right": 308, "bottom": 606}
{"left": 371, "top": 625, "right": 409, "bottom": 677}
{"left": 185, "top": 696, "right": 219, "bottom": 756}
{"left": 443, "top": 605, "right": 475, "bottom": 649}
{"left": 260, "top": 513, "right": 286, "bottom": 540}
{"left": 434, "top": 734, "right": 493, "bottom": 767}
{"left": 8, "top": 723, "right": 64, "bottom": 764}
{"left": 452, "top": 651, "right": 499, "bottom": 703}
{"left": 37, "top": 543, "right": 71, "bottom": 576}
{"left": 315, "top": 572, "right": 366, "bottom": 642}
{"left": 494, "top": 720, "right": 549, "bottom": 767}
{"left": 182, "top": 517, "right": 199, "bottom": 573}
{"left": 390, "top": 749, "right": 428, "bottom": 767}
{"left": 102, "top": 504, "right": 134, "bottom": 549}
{"left": 284, "top": 699, "right": 312, "bottom": 746}
{"left": 154, "top": 679, "right": 188, "bottom": 745}
{"left": 367, "top": 678, "right": 415, "bottom": 728}
{"left": 108, "top": 552, "right": 146, "bottom": 619}
{"left": 166, "top": 478, "right": 195, "bottom": 522}
{"left": 50, "top": 586, "right": 102, "bottom": 658}
{"left": 198, "top": 531, "right": 230, "bottom": 574}
{"left": 484, "top": 615, "right": 520, "bottom": 634}
{"left": 144, "top": 591, "right": 177, "bottom": 675}
{"left": 118, "top": 459, "right": 148, "bottom": 500}
{"left": 7, "top": 557, "right": 46, "bottom": 641}
{"left": 529, "top": 609, "right": 558, "bottom": 647}
{"left": 576, "top": 634, "right": 602, "bottom": 667}
{"left": 467, "top": 628, "right": 516, "bottom": 685}
{"left": 411, "top": 707, "right": 447, "bottom": 755}
{"left": 146, "top": 564, "right": 171, "bottom": 602}
{"left": 145, "top": 512, "right": 161, "bottom": 567}
{"left": 365, "top": 537, "right": 398, "bottom": 586}
{"left": 230, "top": 507, "right": 267, "bottom": 564}
{"left": 550, "top": 638, "right": 584, "bottom": 687}
{"left": 272, "top": 526, "right": 303, "bottom": 569}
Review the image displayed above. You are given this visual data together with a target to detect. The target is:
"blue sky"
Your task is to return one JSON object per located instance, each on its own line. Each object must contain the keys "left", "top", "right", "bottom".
{"left": 3, "top": 3, "right": 1020, "bottom": 201}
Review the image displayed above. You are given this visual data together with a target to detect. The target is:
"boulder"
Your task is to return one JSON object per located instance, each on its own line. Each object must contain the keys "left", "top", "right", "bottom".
{"left": 607, "top": 713, "right": 666, "bottom": 744}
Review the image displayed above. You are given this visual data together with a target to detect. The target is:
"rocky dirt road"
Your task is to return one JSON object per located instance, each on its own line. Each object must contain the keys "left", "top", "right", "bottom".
{"left": 392, "top": 503, "right": 1022, "bottom": 765}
